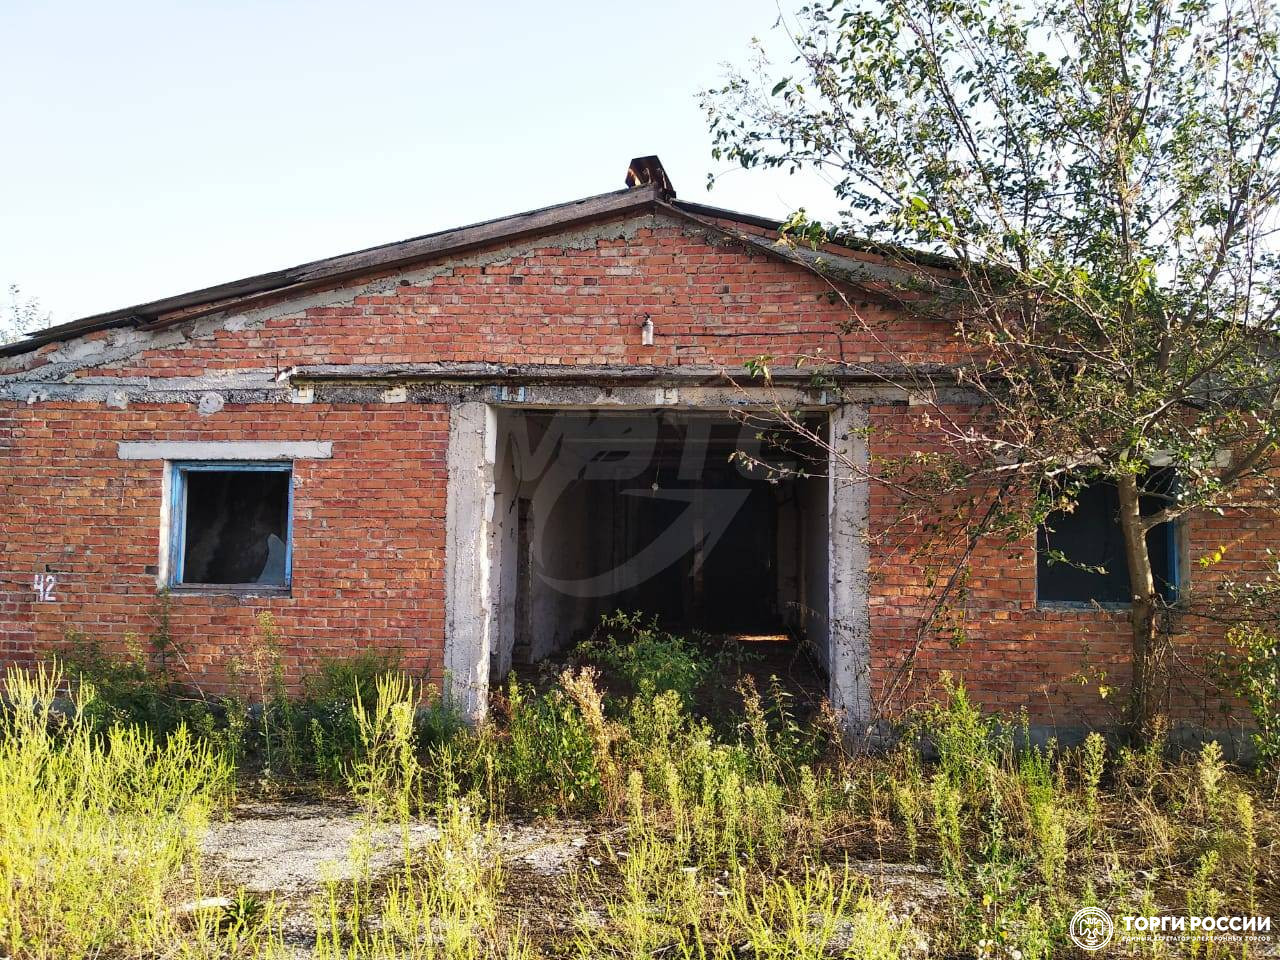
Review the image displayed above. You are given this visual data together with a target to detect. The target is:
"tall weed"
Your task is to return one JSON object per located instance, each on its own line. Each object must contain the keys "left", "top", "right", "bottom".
{"left": 0, "top": 662, "right": 233, "bottom": 960}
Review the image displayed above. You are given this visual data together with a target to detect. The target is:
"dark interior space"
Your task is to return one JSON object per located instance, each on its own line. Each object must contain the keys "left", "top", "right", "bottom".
{"left": 492, "top": 410, "right": 832, "bottom": 680}
{"left": 551, "top": 461, "right": 782, "bottom": 634}
{"left": 181, "top": 469, "right": 290, "bottom": 585}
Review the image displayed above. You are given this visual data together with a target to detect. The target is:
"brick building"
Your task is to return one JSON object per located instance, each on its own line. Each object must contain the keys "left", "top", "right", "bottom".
{"left": 0, "top": 157, "right": 1264, "bottom": 738}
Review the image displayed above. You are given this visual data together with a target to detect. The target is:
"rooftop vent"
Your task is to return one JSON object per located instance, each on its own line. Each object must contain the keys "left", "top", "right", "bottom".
{"left": 625, "top": 155, "right": 675, "bottom": 199}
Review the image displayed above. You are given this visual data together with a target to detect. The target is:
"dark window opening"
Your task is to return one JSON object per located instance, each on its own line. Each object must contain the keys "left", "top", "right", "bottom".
{"left": 1036, "top": 469, "right": 1179, "bottom": 605}
{"left": 174, "top": 466, "right": 291, "bottom": 587}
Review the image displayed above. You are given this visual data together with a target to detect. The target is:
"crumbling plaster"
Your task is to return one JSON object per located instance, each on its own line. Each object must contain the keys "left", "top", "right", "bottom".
{"left": 0, "top": 211, "right": 692, "bottom": 386}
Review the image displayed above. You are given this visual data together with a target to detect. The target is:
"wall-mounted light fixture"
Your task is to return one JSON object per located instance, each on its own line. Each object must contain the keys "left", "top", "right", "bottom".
{"left": 641, "top": 314, "right": 655, "bottom": 346}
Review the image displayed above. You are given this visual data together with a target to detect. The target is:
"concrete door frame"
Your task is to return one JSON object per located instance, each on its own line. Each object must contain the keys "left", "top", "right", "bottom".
{"left": 443, "top": 396, "right": 871, "bottom": 734}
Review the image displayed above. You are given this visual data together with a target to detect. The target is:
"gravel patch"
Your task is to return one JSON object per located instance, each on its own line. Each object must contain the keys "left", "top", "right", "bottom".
{"left": 201, "top": 800, "right": 442, "bottom": 895}
{"left": 201, "top": 800, "right": 593, "bottom": 896}
{"left": 847, "top": 859, "right": 950, "bottom": 911}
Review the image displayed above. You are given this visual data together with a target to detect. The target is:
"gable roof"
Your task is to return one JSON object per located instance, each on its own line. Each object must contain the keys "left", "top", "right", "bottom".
{"left": 0, "top": 158, "right": 942, "bottom": 359}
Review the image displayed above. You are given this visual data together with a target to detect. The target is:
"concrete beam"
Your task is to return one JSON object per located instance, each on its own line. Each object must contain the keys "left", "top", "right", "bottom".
{"left": 117, "top": 440, "right": 332, "bottom": 460}
{"left": 287, "top": 361, "right": 963, "bottom": 385}
{"left": 305, "top": 381, "right": 954, "bottom": 409}
{"left": 1, "top": 375, "right": 979, "bottom": 411}
{"left": 444, "top": 402, "right": 498, "bottom": 722}
{"left": 828, "top": 405, "right": 873, "bottom": 739}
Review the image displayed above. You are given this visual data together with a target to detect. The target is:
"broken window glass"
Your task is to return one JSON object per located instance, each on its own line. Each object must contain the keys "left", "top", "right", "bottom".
{"left": 174, "top": 465, "right": 291, "bottom": 587}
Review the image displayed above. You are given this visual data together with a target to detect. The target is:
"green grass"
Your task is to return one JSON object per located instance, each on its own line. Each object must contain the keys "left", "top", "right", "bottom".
{"left": 0, "top": 662, "right": 239, "bottom": 959}
{"left": 2, "top": 623, "right": 1279, "bottom": 959}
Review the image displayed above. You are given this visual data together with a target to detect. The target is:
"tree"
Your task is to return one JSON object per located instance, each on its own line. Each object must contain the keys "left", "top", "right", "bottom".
{"left": 2, "top": 285, "right": 46, "bottom": 346}
{"left": 704, "top": 0, "right": 1280, "bottom": 738}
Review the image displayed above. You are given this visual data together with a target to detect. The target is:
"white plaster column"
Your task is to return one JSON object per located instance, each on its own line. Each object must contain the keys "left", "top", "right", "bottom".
{"left": 444, "top": 402, "right": 498, "bottom": 722}
{"left": 828, "top": 404, "right": 872, "bottom": 738}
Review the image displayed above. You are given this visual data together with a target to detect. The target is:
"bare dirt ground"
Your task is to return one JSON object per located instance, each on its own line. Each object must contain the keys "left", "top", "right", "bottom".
{"left": 197, "top": 799, "right": 601, "bottom": 955}
{"left": 195, "top": 799, "right": 951, "bottom": 958}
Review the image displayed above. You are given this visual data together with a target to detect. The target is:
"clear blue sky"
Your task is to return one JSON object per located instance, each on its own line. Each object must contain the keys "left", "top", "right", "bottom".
{"left": 0, "top": 0, "right": 839, "bottom": 326}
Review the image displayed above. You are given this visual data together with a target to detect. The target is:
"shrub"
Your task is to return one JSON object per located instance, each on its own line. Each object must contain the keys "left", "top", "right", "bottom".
{"left": 576, "top": 610, "right": 717, "bottom": 707}
{"left": 725, "top": 865, "right": 915, "bottom": 960}
{"left": 59, "top": 615, "right": 452, "bottom": 788}
{"left": 60, "top": 627, "right": 217, "bottom": 736}
{"left": 1214, "top": 624, "right": 1280, "bottom": 771}
{"left": 891, "top": 744, "right": 925, "bottom": 859}
{"left": 738, "top": 675, "right": 838, "bottom": 782}
{"left": 292, "top": 650, "right": 406, "bottom": 780}
{"left": 1080, "top": 731, "right": 1108, "bottom": 830}
{"left": 918, "top": 673, "right": 1009, "bottom": 804}
{"left": 477, "top": 677, "right": 605, "bottom": 816}
{"left": 348, "top": 672, "right": 423, "bottom": 822}
{"left": 314, "top": 798, "right": 530, "bottom": 960}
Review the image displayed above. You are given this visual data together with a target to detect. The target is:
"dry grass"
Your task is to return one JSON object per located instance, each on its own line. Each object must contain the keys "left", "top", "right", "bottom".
{"left": 2, "top": 659, "right": 1278, "bottom": 958}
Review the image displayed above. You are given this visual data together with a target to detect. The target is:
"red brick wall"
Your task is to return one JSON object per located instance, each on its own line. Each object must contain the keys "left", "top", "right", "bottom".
{"left": 0, "top": 403, "right": 448, "bottom": 692}
{"left": 4, "top": 219, "right": 951, "bottom": 380}
{"left": 867, "top": 403, "right": 1275, "bottom": 727}
{"left": 0, "top": 215, "right": 1270, "bottom": 724}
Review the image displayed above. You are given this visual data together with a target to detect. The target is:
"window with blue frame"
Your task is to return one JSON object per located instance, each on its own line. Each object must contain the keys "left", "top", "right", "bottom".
{"left": 1036, "top": 468, "right": 1180, "bottom": 605}
{"left": 170, "top": 462, "right": 293, "bottom": 588}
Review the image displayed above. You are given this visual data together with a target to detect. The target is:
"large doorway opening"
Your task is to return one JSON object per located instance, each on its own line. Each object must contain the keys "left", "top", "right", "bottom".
{"left": 488, "top": 409, "right": 831, "bottom": 681}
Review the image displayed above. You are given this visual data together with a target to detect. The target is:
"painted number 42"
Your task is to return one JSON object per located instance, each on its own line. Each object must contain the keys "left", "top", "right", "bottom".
{"left": 33, "top": 574, "right": 57, "bottom": 603}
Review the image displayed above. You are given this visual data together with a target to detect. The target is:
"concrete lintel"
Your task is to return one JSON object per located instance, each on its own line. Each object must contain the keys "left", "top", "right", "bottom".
{"left": 486, "top": 383, "right": 839, "bottom": 409}
{"left": 309, "top": 382, "right": 965, "bottom": 409}
{"left": 288, "top": 361, "right": 961, "bottom": 387}
{"left": 0, "top": 369, "right": 287, "bottom": 407}
{"left": 828, "top": 404, "right": 872, "bottom": 739}
{"left": 4, "top": 380, "right": 966, "bottom": 409}
{"left": 5, "top": 386, "right": 287, "bottom": 407}
{"left": 2, "top": 366, "right": 979, "bottom": 410}
{"left": 444, "top": 402, "right": 498, "bottom": 722}
{"left": 117, "top": 440, "right": 332, "bottom": 461}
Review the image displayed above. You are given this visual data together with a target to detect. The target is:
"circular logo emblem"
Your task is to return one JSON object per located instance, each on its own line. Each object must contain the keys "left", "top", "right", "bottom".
{"left": 1070, "top": 907, "right": 1115, "bottom": 951}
